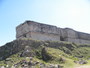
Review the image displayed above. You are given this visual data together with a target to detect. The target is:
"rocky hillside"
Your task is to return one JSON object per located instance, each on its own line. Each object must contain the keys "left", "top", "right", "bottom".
{"left": 0, "top": 38, "right": 90, "bottom": 68}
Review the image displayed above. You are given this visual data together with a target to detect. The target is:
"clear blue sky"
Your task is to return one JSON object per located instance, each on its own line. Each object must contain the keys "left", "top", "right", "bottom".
{"left": 0, "top": 0, "right": 90, "bottom": 46}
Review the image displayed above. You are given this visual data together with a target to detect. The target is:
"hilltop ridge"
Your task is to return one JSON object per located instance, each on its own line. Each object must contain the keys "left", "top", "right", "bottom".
{"left": 0, "top": 38, "right": 90, "bottom": 68}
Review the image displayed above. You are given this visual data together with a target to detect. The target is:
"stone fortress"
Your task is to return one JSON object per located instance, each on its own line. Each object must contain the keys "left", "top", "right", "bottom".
{"left": 16, "top": 20, "right": 90, "bottom": 44}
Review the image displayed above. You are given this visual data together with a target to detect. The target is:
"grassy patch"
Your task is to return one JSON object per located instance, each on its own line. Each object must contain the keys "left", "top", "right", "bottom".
{"left": 0, "top": 39, "right": 90, "bottom": 68}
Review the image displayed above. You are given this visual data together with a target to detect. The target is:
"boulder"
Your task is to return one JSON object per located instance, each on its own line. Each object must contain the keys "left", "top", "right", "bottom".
{"left": 20, "top": 46, "right": 34, "bottom": 57}
{"left": 79, "top": 60, "right": 87, "bottom": 64}
{"left": 41, "top": 47, "right": 52, "bottom": 61}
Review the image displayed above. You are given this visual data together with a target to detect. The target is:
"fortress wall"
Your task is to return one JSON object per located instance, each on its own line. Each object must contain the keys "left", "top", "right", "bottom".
{"left": 27, "top": 21, "right": 66, "bottom": 41}
{"left": 79, "top": 39, "right": 90, "bottom": 44}
{"left": 27, "top": 21, "right": 60, "bottom": 34}
{"left": 16, "top": 23, "right": 30, "bottom": 38}
{"left": 65, "top": 38, "right": 80, "bottom": 43}
{"left": 64, "top": 28, "right": 78, "bottom": 39}
{"left": 59, "top": 28, "right": 66, "bottom": 37}
{"left": 65, "top": 38, "right": 90, "bottom": 44}
{"left": 30, "top": 32, "right": 60, "bottom": 41}
{"left": 16, "top": 21, "right": 61, "bottom": 41}
{"left": 64, "top": 28, "right": 90, "bottom": 44}
{"left": 16, "top": 20, "right": 90, "bottom": 44}
{"left": 77, "top": 32, "right": 90, "bottom": 40}
{"left": 27, "top": 21, "right": 42, "bottom": 32}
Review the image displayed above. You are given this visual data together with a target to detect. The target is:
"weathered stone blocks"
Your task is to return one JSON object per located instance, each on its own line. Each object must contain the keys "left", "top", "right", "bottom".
{"left": 16, "top": 20, "right": 90, "bottom": 44}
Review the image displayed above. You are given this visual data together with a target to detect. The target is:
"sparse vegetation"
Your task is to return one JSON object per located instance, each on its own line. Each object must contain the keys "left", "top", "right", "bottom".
{"left": 0, "top": 38, "right": 90, "bottom": 68}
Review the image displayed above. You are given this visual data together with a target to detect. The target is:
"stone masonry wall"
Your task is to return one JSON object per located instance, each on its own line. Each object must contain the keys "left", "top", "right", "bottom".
{"left": 16, "top": 21, "right": 61, "bottom": 41}
{"left": 16, "top": 20, "right": 90, "bottom": 44}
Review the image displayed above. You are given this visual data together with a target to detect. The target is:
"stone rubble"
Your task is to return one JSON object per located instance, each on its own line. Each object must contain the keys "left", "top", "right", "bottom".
{"left": 0, "top": 57, "right": 63, "bottom": 68}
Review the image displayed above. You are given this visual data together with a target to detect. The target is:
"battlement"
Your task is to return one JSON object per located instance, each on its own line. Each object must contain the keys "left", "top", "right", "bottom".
{"left": 16, "top": 20, "right": 90, "bottom": 44}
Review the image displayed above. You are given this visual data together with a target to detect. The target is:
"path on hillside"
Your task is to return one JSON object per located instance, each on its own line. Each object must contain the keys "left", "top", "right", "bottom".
{"left": 75, "top": 65, "right": 90, "bottom": 68}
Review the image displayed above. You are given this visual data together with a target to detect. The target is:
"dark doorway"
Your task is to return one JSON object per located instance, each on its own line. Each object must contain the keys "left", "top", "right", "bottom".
{"left": 23, "top": 34, "right": 26, "bottom": 37}
{"left": 60, "top": 36, "right": 64, "bottom": 41}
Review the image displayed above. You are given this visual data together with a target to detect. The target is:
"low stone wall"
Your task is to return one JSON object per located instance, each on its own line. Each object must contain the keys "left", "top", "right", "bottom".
{"left": 65, "top": 38, "right": 90, "bottom": 44}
